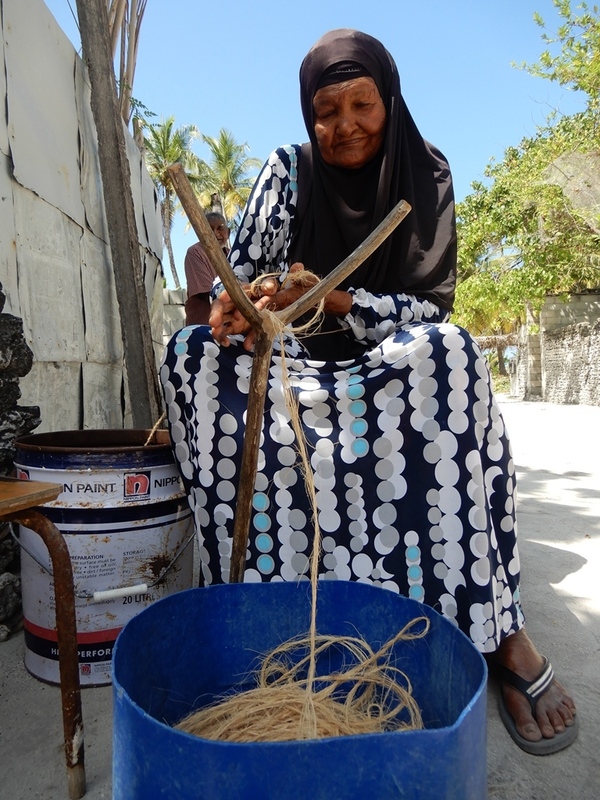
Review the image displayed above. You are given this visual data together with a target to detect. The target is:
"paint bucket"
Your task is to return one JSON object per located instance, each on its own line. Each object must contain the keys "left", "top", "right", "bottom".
{"left": 113, "top": 581, "right": 487, "bottom": 799}
{"left": 14, "top": 429, "right": 194, "bottom": 686}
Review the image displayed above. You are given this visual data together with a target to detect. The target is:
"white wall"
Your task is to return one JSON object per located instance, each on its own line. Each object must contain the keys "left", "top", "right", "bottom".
{"left": 0, "top": 0, "right": 164, "bottom": 433}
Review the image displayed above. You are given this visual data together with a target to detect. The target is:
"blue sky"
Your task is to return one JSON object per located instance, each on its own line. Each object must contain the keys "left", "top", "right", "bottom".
{"left": 45, "top": 0, "right": 586, "bottom": 287}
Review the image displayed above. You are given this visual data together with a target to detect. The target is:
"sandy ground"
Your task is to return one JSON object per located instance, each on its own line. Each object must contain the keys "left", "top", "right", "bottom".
{"left": 1, "top": 397, "right": 599, "bottom": 799}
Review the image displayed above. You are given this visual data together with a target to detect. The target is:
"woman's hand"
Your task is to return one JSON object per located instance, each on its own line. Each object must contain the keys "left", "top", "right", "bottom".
{"left": 209, "top": 276, "right": 287, "bottom": 350}
{"left": 208, "top": 265, "right": 307, "bottom": 351}
{"left": 263, "top": 263, "right": 310, "bottom": 310}
{"left": 208, "top": 263, "right": 352, "bottom": 350}
{"left": 209, "top": 287, "right": 265, "bottom": 349}
{"left": 281, "top": 263, "right": 352, "bottom": 317}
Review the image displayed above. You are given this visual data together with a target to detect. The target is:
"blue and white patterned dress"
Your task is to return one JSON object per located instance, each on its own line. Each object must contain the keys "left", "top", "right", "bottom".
{"left": 160, "top": 145, "right": 524, "bottom": 653}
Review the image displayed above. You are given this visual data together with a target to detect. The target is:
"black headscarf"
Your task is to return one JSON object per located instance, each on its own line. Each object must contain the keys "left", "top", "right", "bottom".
{"left": 290, "top": 29, "right": 457, "bottom": 345}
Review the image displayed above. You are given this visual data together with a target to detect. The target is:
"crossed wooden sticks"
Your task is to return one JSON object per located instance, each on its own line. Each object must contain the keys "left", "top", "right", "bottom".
{"left": 167, "top": 163, "right": 410, "bottom": 582}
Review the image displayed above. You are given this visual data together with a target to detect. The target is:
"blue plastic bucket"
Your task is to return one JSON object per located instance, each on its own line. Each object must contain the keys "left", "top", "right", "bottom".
{"left": 14, "top": 429, "right": 194, "bottom": 686}
{"left": 113, "top": 581, "right": 487, "bottom": 799}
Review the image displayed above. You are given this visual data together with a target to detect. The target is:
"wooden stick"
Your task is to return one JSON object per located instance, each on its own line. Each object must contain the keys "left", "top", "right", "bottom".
{"left": 168, "top": 163, "right": 411, "bottom": 331}
{"left": 166, "top": 163, "right": 411, "bottom": 582}
{"left": 77, "top": 0, "right": 162, "bottom": 429}
{"left": 228, "top": 329, "right": 275, "bottom": 581}
{"left": 278, "top": 199, "right": 411, "bottom": 325}
{"left": 167, "top": 164, "right": 263, "bottom": 332}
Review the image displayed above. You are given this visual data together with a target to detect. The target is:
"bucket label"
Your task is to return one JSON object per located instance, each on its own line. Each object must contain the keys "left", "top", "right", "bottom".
{"left": 14, "top": 464, "right": 184, "bottom": 506}
{"left": 124, "top": 471, "right": 151, "bottom": 500}
{"left": 19, "top": 497, "right": 194, "bottom": 687}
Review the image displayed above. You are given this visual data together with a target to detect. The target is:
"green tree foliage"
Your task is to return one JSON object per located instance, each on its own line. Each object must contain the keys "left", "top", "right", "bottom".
{"left": 198, "top": 129, "right": 262, "bottom": 227}
{"left": 525, "top": 0, "right": 600, "bottom": 111}
{"left": 454, "top": 1, "right": 600, "bottom": 336}
{"left": 143, "top": 117, "right": 207, "bottom": 289}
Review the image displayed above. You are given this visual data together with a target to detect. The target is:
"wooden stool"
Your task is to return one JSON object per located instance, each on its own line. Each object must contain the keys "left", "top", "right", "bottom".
{"left": 0, "top": 477, "right": 86, "bottom": 799}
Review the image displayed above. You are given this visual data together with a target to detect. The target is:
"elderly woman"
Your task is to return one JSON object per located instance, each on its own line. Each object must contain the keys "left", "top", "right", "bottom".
{"left": 161, "top": 29, "right": 576, "bottom": 754}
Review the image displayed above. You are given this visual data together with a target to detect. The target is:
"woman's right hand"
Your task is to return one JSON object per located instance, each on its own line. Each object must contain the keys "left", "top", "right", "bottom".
{"left": 209, "top": 265, "right": 323, "bottom": 350}
{"left": 208, "top": 288, "right": 250, "bottom": 347}
{"left": 208, "top": 282, "right": 279, "bottom": 349}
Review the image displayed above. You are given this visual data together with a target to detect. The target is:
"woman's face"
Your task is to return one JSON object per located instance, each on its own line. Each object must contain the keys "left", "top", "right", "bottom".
{"left": 312, "top": 76, "right": 386, "bottom": 169}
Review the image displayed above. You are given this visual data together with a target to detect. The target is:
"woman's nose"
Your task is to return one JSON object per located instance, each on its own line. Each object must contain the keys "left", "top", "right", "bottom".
{"left": 336, "top": 113, "right": 355, "bottom": 135}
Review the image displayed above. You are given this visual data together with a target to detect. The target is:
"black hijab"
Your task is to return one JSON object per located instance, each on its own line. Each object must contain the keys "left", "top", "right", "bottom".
{"left": 290, "top": 29, "right": 457, "bottom": 328}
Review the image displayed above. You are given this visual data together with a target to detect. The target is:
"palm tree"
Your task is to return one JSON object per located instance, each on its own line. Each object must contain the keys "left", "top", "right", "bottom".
{"left": 143, "top": 117, "right": 208, "bottom": 288}
{"left": 199, "top": 129, "right": 262, "bottom": 226}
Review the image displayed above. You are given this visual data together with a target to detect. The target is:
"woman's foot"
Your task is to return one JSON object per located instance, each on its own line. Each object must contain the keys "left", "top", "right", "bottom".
{"left": 486, "top": 628, "right": 577, "bottom": 748}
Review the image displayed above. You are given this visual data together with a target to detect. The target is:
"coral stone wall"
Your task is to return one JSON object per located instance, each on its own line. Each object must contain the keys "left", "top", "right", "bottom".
{"left": 0, "top": 284, "right": 40, "bottom": 473}
{"left": 515, "top": 295, "right": 600, "bottom": 405}
{"left": 542, "top": 318, "right": 600, "bottom": 406}
{"left": 0, "top": 282, "right": 40, "bottom": 639}
{"left": 540, "top": 295, "right": 600, "bottom": 406}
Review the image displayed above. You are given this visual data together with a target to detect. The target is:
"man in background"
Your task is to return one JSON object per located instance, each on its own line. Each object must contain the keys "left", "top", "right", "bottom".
{"left": 184, "top": 212, "right": 230, "bottom": 325}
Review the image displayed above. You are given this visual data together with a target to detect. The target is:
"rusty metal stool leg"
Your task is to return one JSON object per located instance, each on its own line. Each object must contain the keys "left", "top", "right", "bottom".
{"left": 9, "top": 509, "right": 86, "bottom": 799}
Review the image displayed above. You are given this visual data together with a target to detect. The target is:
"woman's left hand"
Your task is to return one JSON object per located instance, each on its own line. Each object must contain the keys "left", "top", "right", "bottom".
{"left": 257, "top": 263, "right": 310, "bottom": 311}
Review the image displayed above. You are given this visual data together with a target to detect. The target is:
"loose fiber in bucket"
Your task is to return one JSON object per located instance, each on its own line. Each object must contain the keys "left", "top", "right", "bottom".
{"left": 175, "top": 620, "right": 429, "bottom": 742}
{"left": 174, "top": 278, "right": 430, "bottom": 743}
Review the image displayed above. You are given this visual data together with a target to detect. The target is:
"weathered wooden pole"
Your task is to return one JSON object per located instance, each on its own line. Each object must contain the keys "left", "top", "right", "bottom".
{"left": 167, "top": 164, "right": 410, "bottom": 582}
{"left": 76, "top": 0, "right": 161, "bottom": 428}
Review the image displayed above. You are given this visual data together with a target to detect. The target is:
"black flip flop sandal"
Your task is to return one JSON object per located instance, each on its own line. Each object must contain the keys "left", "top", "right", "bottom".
{"left": 493, "top": 657, "right": 579, "bottom": 755}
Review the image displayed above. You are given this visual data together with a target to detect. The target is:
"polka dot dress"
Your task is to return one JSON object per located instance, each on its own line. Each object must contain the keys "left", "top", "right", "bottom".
{"left": 161, "top": 144, "right": 525, "bottom": 654}
{"left": 161, "top": 323, "right": 524, "bottom": 653}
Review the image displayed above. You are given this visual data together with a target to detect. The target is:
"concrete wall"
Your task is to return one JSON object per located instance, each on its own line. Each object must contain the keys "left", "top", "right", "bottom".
{"left": 163, "top": 289, "right": 186, "bottom": 349}
{"left": 0, "top": 0, "right": 164, "bottom": 434}
{"left": 541, "top": 295, "right": 600, "bottom": 331}
{"left": 517, "top": 328, "right": 542, "bottom": 401}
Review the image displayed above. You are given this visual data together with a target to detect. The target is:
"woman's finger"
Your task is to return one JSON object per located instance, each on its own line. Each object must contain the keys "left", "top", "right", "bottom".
{"left": 259, "top": 279, "right": 279, "bottom": 296}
